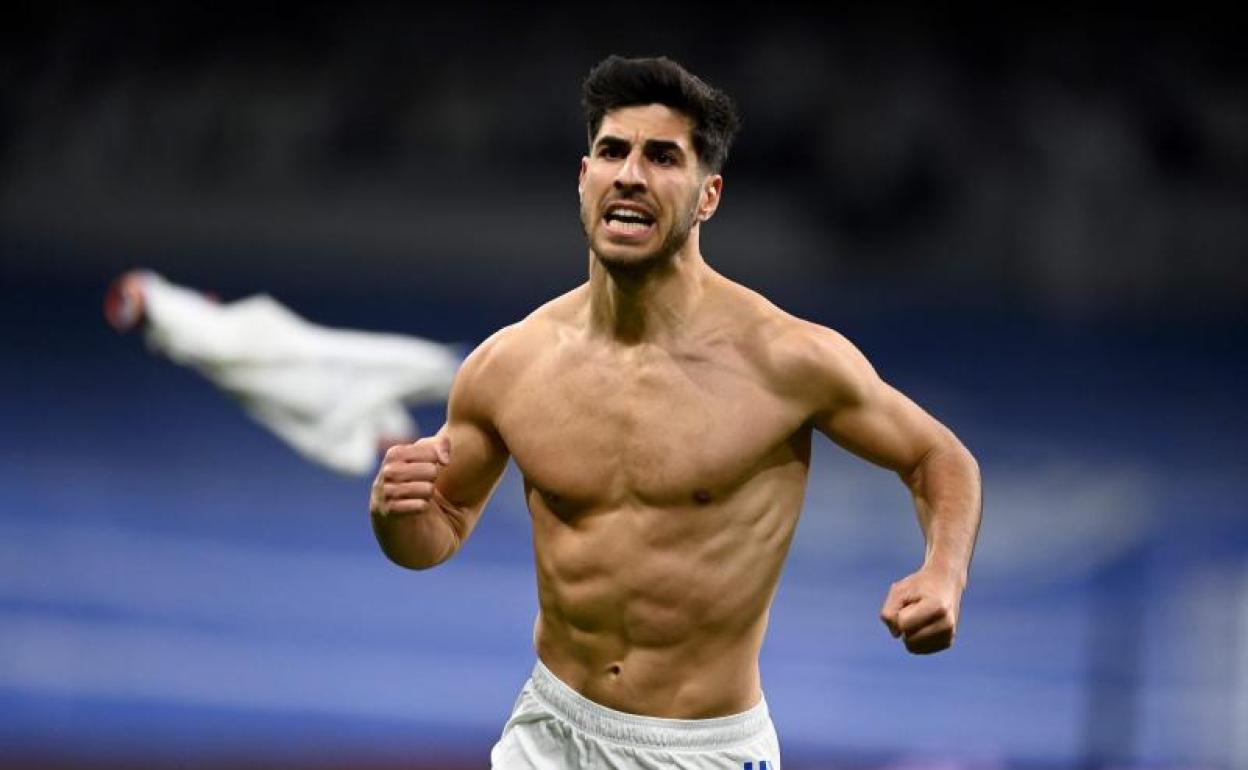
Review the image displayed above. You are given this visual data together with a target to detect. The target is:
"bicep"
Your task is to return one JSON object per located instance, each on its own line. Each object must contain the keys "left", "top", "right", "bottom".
{"left": 431, "top": 335, "right": 513, "bottom": 522}
{"left": 802, "top": 328, "right": 949, "bottom": 478}
{"left": 434, "top": 411, "right": 509, "bottom": 517}
{"left": 815, "top": 375, "right": 949, "bottom": 477}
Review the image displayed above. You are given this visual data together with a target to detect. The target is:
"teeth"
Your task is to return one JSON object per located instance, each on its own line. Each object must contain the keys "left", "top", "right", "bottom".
{"left": 612, "top": 221, "right": 649, "bottom": 231}
{"left": 606, "top": 208, "right": 652, "bottom": 223}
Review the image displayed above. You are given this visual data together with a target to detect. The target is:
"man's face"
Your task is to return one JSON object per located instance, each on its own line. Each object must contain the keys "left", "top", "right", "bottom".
{"left": 579, "top": 104, "right": 721, "bottom": 271}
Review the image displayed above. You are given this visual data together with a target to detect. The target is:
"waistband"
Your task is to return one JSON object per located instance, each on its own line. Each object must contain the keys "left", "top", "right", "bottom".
{"left": 528, "top": 659, "right": 771, "bottom": 751}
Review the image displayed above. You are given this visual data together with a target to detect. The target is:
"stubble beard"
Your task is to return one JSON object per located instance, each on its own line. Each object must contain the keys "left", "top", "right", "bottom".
{"left": 581, "top": 189, "right": 700, "bottom": 276}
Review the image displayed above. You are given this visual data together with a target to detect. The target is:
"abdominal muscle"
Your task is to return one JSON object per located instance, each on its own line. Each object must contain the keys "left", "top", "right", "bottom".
{"left": 528, "top": 466, "right": 805, "bottom": 719}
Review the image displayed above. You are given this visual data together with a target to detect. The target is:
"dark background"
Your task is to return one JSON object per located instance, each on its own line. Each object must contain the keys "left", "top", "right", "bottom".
{"left": 2, "top": 4, "right": 1246, "bottom": 769}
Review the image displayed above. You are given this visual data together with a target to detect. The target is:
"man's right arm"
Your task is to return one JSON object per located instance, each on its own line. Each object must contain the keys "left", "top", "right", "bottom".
{"left": 369, "top": 329, "right": 513, "bottom": 569}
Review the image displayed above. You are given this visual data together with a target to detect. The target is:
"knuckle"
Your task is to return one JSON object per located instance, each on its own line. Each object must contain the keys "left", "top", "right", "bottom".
{"left": 395, "top": 494, "right": 429, "bottom": 510}
{"left": 388, "top": 482, "right": 432, "bottom": 500}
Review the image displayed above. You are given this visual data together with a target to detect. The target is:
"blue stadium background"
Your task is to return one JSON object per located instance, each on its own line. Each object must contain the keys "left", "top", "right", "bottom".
{"left": 2, "top": 5, "right": 1246, "bottom": 769}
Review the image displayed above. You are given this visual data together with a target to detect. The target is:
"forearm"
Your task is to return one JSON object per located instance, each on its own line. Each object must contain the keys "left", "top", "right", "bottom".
{"left": 903, "top": 434, "right": 982, "bottom": 585}
{"left": 371, "top": 494, "right": 469, "bottom": 570}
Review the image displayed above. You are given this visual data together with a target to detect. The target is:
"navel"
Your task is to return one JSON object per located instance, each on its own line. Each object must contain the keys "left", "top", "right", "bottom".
{"left": 692, "top": 489, "right": 713, "bottom": 505}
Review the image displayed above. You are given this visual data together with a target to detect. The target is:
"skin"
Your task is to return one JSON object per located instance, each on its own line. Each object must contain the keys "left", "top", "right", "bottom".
{"left": 371, "top": 104, "right": 982, "bottom": 719}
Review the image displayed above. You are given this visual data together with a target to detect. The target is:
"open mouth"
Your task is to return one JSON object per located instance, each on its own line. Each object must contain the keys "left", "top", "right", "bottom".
{"left": 602, "top": 205, "right": 656, "bottom": 237}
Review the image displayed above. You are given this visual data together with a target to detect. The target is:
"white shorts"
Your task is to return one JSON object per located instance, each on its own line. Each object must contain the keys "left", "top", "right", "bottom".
{"left": 490, "top": 660, "right": 781, "bottom": 769}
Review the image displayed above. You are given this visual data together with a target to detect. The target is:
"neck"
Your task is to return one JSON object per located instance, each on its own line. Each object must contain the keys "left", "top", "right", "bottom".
{"left": 587, "top": 233, "right": 708, "bottom": 345}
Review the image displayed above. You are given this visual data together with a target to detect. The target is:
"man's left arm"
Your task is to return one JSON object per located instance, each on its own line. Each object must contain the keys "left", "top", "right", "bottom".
{"left": 796, "top": 322, "right": 982, "bottom": 654}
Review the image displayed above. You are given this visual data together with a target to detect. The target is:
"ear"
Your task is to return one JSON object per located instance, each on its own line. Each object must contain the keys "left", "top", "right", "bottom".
{"left": 696, "top": 174, "right": 723, "bottom": 222}
{"left": 578, "top": 157, "right": 588, "bottom": 197}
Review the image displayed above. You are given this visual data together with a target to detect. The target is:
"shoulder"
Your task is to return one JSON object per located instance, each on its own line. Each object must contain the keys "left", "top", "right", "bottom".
{"left": 451, "top": 286, "right": 586, "bottom": 406}
{"left": 718, "top": 280, "right": 878, "bottom": 412}
{"left": 773, "top": 318, "right": 878, "bottom": 412}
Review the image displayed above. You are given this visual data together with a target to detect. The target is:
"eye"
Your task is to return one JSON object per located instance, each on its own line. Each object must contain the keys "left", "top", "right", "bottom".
{"left": 651, "top": 150, "right": 676, "bottom": 166}
{"left": 599, "top": 144, "right": 626, "bottom": 159}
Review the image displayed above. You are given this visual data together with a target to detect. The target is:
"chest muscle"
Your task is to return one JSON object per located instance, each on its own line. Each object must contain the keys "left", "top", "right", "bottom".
{"left": 498, "top": 347, "right": 803, "bottom": 508}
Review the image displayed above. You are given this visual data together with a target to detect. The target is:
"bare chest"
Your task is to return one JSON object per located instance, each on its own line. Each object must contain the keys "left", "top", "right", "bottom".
{"left": 497, "top": 346, "right": 804, "bottom": 508}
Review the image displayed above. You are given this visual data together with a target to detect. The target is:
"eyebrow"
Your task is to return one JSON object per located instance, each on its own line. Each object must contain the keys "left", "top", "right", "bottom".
{"left": 595, "top": 135, "right": 687, "bottom": 157}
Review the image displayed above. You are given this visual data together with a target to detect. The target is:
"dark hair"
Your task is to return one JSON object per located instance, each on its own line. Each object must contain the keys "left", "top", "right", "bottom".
{"left": 581, "top": 55, "right": 741, "bottom": 174}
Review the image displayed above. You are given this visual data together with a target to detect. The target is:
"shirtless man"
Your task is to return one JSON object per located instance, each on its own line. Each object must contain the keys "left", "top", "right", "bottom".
{"left": 370, "top": 55, "right": 982, "bottom": 769}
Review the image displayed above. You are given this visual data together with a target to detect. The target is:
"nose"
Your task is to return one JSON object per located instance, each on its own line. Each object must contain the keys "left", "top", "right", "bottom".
{"left": 613, "top": 148, "right": 646, "bottom": 193}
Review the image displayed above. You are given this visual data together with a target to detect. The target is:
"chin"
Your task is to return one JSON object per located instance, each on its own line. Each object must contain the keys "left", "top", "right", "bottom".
{"left": 590, "top": 222, "right": 695, "bottom": 272}
{"left": 592, "top": 242, "right": 671, "bottom": 273}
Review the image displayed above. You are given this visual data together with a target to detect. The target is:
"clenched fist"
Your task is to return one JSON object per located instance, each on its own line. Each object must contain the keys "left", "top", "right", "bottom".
{"left": 370, "top": 435, "right": 452, "bottom": 517}
{"left": 879, "top": 565, "right": 965, "bottom": 655}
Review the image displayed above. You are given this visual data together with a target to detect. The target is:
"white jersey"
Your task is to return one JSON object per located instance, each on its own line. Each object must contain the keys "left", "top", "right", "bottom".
{"left": 134, "top": 271, "right": 461, "bottom": 475}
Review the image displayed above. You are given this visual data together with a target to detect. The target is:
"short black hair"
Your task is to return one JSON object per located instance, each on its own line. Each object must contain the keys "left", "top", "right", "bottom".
{"left": 581, "top": 55, "right": 741, "bottom": 174}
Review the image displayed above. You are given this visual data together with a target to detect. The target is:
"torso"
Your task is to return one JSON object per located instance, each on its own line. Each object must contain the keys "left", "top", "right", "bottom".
{"left": 488, "top": 274, "right": 817, "bottom": 718}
